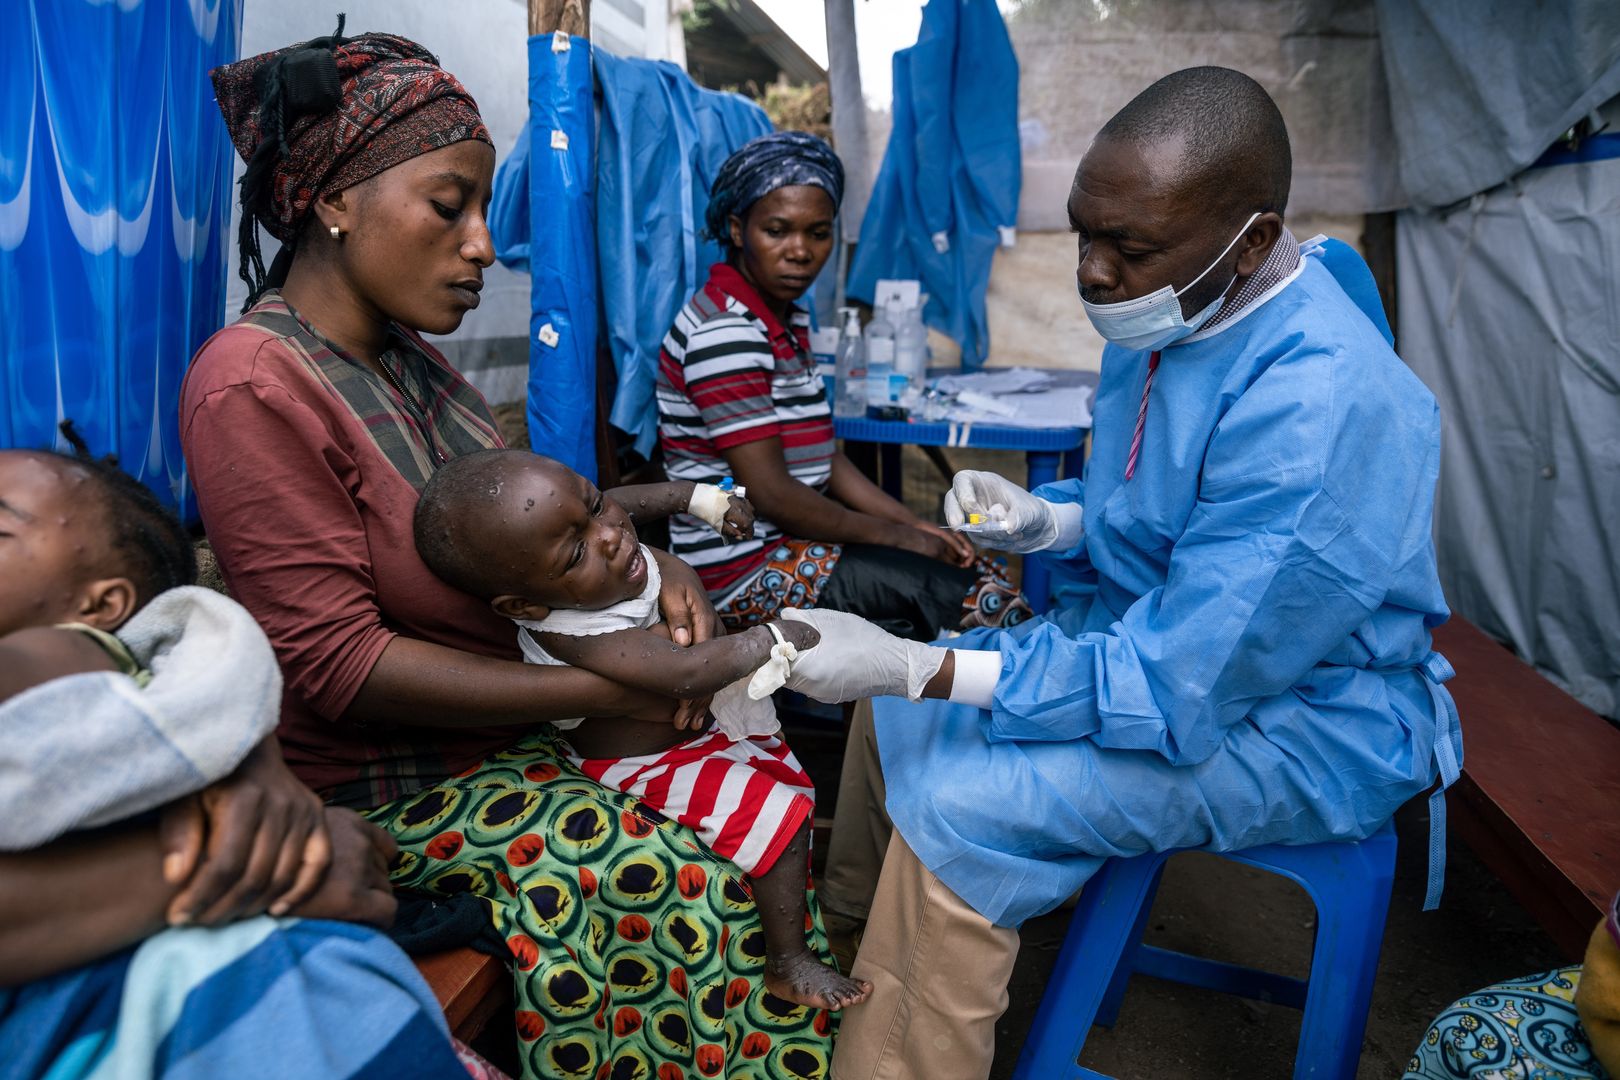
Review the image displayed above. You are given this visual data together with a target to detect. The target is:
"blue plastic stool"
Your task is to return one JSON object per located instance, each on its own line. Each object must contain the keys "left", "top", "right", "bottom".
{"left": 1013, "top": 821, "right": 1397, "bottom": 1080}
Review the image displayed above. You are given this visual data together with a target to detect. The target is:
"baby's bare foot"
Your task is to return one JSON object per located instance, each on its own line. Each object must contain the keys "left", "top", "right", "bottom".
{"left": 764, "top": 949, "right": 873, "bottom": 1011}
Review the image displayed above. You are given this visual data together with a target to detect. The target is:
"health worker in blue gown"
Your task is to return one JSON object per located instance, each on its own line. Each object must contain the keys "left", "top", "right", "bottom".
{"left": 781, "top": 67, "right": 1464, "bottom": 1080}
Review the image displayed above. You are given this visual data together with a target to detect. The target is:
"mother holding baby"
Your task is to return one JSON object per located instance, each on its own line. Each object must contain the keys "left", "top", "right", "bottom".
{"left": 182, "top": 31, "right": 833, "bottom": 1078}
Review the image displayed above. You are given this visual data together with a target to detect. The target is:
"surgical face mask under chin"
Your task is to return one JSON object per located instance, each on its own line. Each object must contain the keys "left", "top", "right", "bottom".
{"left": 1079, "top": 212, "right": 1261, "bottom": 352}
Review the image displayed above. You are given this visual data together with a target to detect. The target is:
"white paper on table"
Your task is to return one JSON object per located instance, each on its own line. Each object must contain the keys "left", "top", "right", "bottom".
{"left": 943, "top": 385, "right": 1093, "bottom": 430}
{"left": 933, "top": 368, "right": 1057, "bottom": 396}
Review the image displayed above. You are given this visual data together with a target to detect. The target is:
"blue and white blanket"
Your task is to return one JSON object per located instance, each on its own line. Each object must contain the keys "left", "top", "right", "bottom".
{"left": 0, "top": 587, "right": 280, "bottom": 850}
{"left": 0, "top": 917, "right": 470, "bottom": 1080}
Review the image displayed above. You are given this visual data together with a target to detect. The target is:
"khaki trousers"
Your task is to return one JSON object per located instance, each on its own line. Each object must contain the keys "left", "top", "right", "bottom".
{"left": 830, "top": 833, "right": 1022, "bottom": 1080}
{"left": 821, "top": 699, "right": 891, "bottom": 921}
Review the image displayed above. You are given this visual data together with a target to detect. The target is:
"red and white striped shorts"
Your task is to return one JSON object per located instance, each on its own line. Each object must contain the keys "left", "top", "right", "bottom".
{"left": 566, "top": 731, "right": 815, "bottom": 877}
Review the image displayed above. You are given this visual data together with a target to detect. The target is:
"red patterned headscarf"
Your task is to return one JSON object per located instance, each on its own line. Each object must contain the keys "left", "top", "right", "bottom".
{"left": 211, "top": 26, "right": 492, "bottom": 302}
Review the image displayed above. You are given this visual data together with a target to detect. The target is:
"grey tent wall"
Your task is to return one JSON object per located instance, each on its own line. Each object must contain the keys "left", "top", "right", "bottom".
{"left": 1396, "top": 147, "right": 1620, "bottom": 718}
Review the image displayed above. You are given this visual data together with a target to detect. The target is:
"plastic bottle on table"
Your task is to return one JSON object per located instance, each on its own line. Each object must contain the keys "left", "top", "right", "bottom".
{"left": 833, "top": 307, "right": 867, "bottom": 419}
{"left": 864, "top": 303, "right": 896, "bottom": 408}
{"left": 893, "top": 302, "right": 928, "bottom": 396}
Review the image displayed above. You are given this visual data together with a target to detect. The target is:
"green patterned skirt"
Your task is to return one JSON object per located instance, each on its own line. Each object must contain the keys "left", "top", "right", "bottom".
{"left": 367, "top": 731, "right": 837, "bottom": 1080}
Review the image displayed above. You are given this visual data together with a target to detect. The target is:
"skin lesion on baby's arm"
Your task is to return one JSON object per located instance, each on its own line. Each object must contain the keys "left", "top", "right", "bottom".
{"left": 534, "top": 618, "right": 818, "bottom": 701}
{"left": 607, "top": 480, "right": 756, "bottom": 542}
{"left": 605, "top": 481, "right": 696, "bottom": 527}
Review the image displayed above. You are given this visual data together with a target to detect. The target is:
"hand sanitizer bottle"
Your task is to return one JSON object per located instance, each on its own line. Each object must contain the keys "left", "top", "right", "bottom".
{"left": 893, "top": 302, "right": 928, "bottom": 396}
{"left": 864, "top": 304, "right": 896, "bottom": 408}
{"left": 833, "top": 307, "right": 867, "bottom": 419}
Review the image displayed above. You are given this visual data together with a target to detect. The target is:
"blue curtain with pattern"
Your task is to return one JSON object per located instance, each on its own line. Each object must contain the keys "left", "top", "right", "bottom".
{"left": 0, "top": 0, "right": 242, "bottom": 518}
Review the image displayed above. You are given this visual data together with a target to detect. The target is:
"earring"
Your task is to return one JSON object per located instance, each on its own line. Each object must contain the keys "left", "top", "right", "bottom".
{"left": 329, "top": 225, "right": 343, "bottom": 241}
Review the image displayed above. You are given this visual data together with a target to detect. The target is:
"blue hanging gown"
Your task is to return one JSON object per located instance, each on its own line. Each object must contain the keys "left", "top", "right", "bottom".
{"left": 874, "top": 246, "right": 1464, "bottom": 928}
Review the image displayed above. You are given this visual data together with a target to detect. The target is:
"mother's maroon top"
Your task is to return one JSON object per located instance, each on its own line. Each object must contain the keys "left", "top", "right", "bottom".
{"left": 181, "top": 292, "right": 518, "bottom": 808}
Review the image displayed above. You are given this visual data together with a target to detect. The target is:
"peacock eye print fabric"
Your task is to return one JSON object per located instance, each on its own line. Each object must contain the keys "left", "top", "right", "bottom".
{"left": 371, "top": 731, "right": 838, "bottom": 1080}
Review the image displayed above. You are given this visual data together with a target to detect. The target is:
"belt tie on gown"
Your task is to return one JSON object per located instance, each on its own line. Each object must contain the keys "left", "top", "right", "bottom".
{"left": 1418, "top": 650, "right": 1462, "bottom": 911}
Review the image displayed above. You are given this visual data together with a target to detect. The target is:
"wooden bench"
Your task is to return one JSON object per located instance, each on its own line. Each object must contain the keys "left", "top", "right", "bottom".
{"left": 1434, "top": 616, "right": 1620, "bottom": 960}
{"left": 415, "top": 947, "right": 511, "bottom": 1043}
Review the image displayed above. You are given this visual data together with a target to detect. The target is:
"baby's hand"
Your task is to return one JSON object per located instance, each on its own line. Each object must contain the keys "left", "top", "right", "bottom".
{"left": 721, "top": 495, "right": 755, "bottom": 541}
{"left": 688, "top": 482, "right": 754, "bottom": 540}
{"left": 771, "top": 618, "right": 821, "bottom": 653}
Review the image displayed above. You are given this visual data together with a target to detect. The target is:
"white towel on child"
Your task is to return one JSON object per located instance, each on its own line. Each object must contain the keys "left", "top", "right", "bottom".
{"left": 0, "top": 587, "right": 281, "bottom": 850}
{"left": 515, "top": 546, "right": 781, "bottom": 738}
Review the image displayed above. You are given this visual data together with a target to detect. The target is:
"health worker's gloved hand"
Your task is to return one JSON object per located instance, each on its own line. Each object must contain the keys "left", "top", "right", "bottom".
{"left": 943, "top": 470, "right": 1074, "bottom": 554}
{"left": 779, "top": 608, "right": 946, "bottom": 702}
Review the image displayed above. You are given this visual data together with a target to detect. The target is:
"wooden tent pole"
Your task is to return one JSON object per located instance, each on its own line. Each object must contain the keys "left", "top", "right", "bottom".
{"left": 824, "top": 0, "right": 870, "bottom": 247}
{"left": 529, "top": 0, "right": 590, "bottom": 37}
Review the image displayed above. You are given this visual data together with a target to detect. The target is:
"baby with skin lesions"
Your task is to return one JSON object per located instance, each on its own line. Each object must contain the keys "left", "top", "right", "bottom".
{"left": 412, "top": 449, "right": 871, "bottom": 1011}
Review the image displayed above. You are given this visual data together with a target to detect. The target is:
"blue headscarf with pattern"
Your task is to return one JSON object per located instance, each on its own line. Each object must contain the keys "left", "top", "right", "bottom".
{"left": 704, "top": 131, "right": 844, "bottom": 246}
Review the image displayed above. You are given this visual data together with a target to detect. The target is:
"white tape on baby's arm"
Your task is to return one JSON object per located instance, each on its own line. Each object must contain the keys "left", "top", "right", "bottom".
{"left": 687, "top": 483, "right": 734, "bottom": 534}
{"left": 747, "top": 623, "right": 800, "bottom": 700}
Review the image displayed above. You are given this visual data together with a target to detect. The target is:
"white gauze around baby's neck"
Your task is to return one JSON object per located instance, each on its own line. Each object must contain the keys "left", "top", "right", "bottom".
{"left": 511, "top": 544, "right": 663, "bottom": 637}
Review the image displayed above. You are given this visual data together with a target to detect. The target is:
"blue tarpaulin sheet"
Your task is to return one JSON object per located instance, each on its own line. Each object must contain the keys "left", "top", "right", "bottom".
{"left": 524, "top": 33, "right": 598, "bottom": 480}
{"left": 595, "top": 53, "right": 771, "bottom": 455}
{"left": 848, "top": 0, "right": 1020, "bottom": 369}
{"left": 491, "top": 46, "right": 770, "bottom": 460}
{"left": 0, "top": 0, "right": 241, "bottom": 516}
{"left": 490, "top": 126, "right": 532, "bottom": 273}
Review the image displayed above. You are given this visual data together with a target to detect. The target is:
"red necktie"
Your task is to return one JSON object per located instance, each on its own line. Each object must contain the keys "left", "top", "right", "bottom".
{"left": 1124, "top": 350, "right": 1161, "bottom": 481}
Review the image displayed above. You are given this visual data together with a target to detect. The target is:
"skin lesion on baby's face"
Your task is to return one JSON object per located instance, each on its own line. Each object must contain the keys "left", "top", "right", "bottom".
{"left": 0, "top": 453, "right": 111, "bottom": 638}
{"left": 498, "top": 462, "right": 649, "bottom": 615}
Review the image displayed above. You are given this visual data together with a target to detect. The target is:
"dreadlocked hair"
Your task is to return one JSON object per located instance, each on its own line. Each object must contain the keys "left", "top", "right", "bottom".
{"left": 236, "top": 13, "right": 349, "bottom": 310}
{"left": 54, "top": 421, "right": 198, "bottom": 613}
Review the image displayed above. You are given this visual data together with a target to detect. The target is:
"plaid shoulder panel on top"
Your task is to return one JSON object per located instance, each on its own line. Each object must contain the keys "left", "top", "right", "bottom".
{"left": 238, "top": 293, "right": 503, "bottom": 488}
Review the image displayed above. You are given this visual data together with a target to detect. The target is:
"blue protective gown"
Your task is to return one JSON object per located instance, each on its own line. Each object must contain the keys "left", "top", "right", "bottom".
{"left": 875, "top": 248, "right": 1464, "bottom": 927}
{"left": 486, "top": 49, "right": 772, "bottom": 461}
{"left": 846, "top": 0, "right": 1019, "bottom": 368}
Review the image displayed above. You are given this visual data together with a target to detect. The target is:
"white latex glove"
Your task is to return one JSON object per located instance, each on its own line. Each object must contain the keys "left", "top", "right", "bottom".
{"left": 943, "top": 470, "right": 1071, "bottom": 554}
{"left": 779, "top": 608, "right": 947, "bottom": 703}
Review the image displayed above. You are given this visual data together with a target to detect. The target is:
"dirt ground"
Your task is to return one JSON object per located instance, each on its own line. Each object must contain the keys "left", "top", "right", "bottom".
{"left": 990, "top": 802, "right": 1561, "bottom": 1079}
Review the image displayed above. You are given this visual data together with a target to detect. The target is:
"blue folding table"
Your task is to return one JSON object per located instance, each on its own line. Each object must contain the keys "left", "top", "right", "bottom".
{"left": 831, "top": 369, "right": 1098, "bottom": 614}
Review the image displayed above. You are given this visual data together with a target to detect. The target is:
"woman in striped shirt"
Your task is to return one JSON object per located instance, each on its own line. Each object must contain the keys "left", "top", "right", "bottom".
{"left": 657, "top": 133, "right": 1031, "bottom": 642}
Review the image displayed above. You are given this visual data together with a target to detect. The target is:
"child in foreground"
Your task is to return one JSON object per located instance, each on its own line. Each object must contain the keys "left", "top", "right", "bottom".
{"left": 414, "top": 449, "right": 872, "bottom": 1010}
{"left": 0, "top": 432, "right": 492, "bottom": 1078}
{"left": 0, "top": 431, "right": 281, "bottom": 847}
